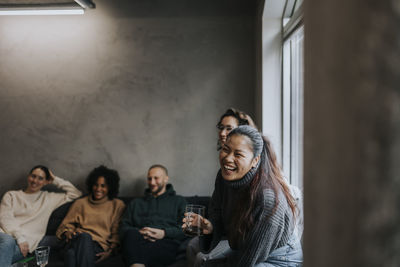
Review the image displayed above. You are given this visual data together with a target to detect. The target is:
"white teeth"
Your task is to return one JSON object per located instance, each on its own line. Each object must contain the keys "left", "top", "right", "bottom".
{"left": 224, "top": 165, "right": 235, "bottom": 171}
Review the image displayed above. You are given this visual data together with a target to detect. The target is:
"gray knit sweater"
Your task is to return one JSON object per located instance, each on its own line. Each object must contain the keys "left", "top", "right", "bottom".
{"left": 201, "top": 169, "right": 294, "bottom": 267}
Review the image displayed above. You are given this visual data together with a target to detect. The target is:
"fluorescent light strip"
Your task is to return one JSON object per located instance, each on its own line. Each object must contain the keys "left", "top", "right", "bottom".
{"left": 0, "top": 8, "right": 84, "bottom": 16}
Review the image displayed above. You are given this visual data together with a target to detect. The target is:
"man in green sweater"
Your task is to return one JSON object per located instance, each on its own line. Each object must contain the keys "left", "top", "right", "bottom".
{"left": 119, "top": 164, "right": 187, "bottom": 267}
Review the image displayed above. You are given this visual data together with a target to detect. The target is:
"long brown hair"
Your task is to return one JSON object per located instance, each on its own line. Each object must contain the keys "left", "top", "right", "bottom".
{"left": 228, "top": 127, "right": 297, "bottom": 244}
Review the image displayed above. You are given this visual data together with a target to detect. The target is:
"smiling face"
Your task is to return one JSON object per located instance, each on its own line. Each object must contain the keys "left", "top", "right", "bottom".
{"left": 147, "top": 167, "right": 169, "bottom": 197}
{"left": 218, "top": 116, "right": 239, "bottom": 146}
{"left": 92, "top": 176, "right": 109, "bottom": 201}
{"left": 25, "top": 168, "right": 48, "bottom": 193}
{"left": 219, "top": 134, "right": 260, "bottom": 181}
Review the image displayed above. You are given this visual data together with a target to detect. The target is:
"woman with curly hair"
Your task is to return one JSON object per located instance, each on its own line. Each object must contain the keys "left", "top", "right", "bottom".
{"left": 56, "top": 165, "right": 125, "bottom": 267}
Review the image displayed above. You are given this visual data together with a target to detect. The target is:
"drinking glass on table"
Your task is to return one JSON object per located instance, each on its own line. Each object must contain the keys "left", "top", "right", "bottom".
{"left": 35, "top": 246, "right": 50, "bottom": 267}
{"left": 184, "top": 204, "right": 206, "bottom": 236}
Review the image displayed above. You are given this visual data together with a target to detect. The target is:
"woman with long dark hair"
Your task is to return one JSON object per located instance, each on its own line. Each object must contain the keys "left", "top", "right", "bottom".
{"left": 0, "top": 165, "right": 81, "bottom": 266}
{"left": 56, "top": 165, "right": 125, "bottom": 267}
{"left": 184, "top": 126, "right": 302, "bottom": 266}
{"left": 186, "top": 109, "right": 258, "bottom": 267}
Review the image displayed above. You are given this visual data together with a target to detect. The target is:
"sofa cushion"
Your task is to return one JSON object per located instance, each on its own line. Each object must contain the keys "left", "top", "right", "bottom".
{"left": 46, "top": 201, "right": 74, "bottom": 235}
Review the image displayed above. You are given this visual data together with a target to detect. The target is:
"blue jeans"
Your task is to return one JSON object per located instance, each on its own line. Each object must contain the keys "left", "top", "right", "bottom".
{"left": 255, "top": 234, "right": 303, "bottom": 267}
{"left": 204, "top": 233, "right": 302, "bottom": 267}
{"left": 0, "top": 232, "right": 24, "bottom": 267}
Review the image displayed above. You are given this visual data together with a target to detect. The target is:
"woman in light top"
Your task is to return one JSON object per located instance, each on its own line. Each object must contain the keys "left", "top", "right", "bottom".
{"left": 56, "top": 165, "right": 125, "bottom": 267}
{"left": 184, "top": 126, "right": 303, "bottom": 266}
{"left": 0, "top": 165, "right": 82, "bottom": 266}
{"left": 216, "top": 108, "right": 257, "bottom": 149}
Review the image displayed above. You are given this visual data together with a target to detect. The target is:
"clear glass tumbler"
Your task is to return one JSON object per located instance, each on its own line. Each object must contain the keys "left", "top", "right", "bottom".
{"left": 184, "top": 204, "right": 206, "bottom": 237}
{"left": 35, "top": 246, "right": 50, "bottom": 267}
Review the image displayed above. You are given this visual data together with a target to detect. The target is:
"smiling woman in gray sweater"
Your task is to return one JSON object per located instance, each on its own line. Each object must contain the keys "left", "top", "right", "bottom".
{"left": 185, "top": 126, "right": 303, "bottom": 267}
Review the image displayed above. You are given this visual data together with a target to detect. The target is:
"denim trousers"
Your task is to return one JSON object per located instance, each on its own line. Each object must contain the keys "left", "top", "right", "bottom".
{"left": 203, "top": 233, "right": 302, "bottom": 267}
{"left": 255, "top": 233, "right": 303, "bottom": 267}
{"left": 0, "top": 232, "right": 25, "bottom": 267}
{"left": 0, "top": 232, "right": 61, "bottom": 267}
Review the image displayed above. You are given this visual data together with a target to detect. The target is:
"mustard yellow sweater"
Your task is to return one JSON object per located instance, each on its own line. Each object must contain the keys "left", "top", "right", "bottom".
{"left": 56, "top": 196, "right": 125, "bottom": 251}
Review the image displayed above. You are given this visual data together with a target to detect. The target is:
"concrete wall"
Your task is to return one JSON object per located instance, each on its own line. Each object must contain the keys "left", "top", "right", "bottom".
{"left": 304, "top": 0, "right": 400, "bottom": 266}
{"left": 0, "top": 0, "right": 257, "bottom": 197}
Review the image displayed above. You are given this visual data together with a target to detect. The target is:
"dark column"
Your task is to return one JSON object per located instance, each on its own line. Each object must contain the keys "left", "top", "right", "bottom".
{"left": 304, "top": 0, "right": 400, "bottom": 266}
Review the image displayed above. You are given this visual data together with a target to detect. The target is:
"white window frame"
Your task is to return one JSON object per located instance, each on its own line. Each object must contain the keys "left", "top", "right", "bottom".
{"left": 282, "top": 25, "right": 304, "bottom": 189}
{"left": 281, "top": 0, "right": 304, "bottom": 188}
{"left": 260, "top": 0, "right": 303, "bottom": 188}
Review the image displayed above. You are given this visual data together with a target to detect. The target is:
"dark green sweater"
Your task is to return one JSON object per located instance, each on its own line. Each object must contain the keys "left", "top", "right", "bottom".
{"left": 119, "top": 184, "right": 187, "bottom": 242}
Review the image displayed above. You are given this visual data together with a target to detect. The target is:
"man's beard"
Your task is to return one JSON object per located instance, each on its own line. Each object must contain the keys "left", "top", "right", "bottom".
{"left": 150, "top": 184, "right": 165, "bottom": 195}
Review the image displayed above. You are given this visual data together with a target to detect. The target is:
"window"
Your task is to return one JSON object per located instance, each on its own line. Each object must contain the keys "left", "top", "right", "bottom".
{"left": 282, "top": 4, "right": 304, "bottom": 189}
{"left": 260, "top": 0, "right": 304, "bottom": 189}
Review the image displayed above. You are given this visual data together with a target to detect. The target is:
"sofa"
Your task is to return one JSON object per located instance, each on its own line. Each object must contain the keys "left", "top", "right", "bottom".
{"left": 41, "top": 195, "right": 211, "bottom": 267}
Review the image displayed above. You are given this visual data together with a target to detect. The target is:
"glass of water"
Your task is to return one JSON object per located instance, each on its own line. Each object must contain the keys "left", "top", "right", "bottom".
{"left": 184, "top": 204, "right": 205, "bottom": 237}
{"left": 35, "top": 246, "right": 50, "bottom": 267}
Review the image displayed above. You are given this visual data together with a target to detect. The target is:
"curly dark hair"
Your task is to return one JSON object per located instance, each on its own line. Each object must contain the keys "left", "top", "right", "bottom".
{"left": 85, "top": 165, "right": 120, "bottom": 200}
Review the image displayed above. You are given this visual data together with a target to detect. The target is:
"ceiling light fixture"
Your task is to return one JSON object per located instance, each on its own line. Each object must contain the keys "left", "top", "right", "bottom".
{"left": 0, "top": 1, "right": 95, "bottom": 16}
{"left": 74, "top": 0, "right": 95, "bottom": 9}
{"left": 0, "top": 6, "right": 84, "bottom": 15}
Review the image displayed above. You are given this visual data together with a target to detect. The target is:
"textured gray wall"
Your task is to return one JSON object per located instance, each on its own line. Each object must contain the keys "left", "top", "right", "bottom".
{"left": 0, "top": 0, "right": 256, "bottom": 197}
{"left": 304, "top": 0, "right": 400, "bottom": 266}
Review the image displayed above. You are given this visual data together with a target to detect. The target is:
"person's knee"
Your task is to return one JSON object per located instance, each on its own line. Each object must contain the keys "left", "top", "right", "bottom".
{"left": 0, "top": 233, "right": 16, "bottom": 249}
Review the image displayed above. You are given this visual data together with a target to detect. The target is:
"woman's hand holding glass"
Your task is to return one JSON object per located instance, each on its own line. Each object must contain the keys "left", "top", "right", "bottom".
{"left": 182, "top": 212, "right": 213, "bottom": 235}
